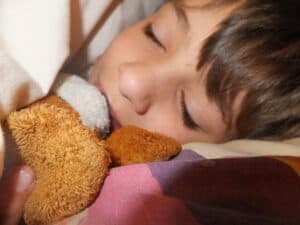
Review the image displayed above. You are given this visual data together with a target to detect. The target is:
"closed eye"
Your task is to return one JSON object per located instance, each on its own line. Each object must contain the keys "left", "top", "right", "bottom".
{"left": 180, "top": 90, "right": 199, "bottom": 130}
{"left": 144, "top": 23, "right": 166, "bottom": 50}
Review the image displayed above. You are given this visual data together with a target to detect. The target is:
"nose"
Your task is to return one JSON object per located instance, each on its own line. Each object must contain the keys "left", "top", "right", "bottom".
{"left": 119, "top": 62, "right": 154, "bottom": 115}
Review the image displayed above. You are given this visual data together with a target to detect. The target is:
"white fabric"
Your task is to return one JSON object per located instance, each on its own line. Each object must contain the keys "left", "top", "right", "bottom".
{"left": 0, "top": 49, "right": 42, "bottom": 121}
{"left": 184, "top": 138, "right": 300, "bottom": 159}
{"left": 53, "top": 74, "right": 110, "bottom": 135}
{"left": 0, "top": 0, "right": 70, "bottom": 95}
{"left": 0, "top": 0, "right": 164, "bottom": 175}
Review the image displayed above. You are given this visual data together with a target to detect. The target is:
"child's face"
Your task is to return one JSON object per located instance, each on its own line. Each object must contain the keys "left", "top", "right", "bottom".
{"left": 89, "top": 1, "right": 241, "bottom": 144}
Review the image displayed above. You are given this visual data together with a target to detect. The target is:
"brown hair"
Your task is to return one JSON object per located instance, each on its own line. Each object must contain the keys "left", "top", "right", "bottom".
{"left": 177, "top": 0, "right": 300, "bottom": 140}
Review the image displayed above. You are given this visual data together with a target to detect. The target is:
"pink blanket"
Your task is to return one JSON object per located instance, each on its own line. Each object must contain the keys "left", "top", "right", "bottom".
{"left": 54, "top": 150, "right": 300, "bottom": 225}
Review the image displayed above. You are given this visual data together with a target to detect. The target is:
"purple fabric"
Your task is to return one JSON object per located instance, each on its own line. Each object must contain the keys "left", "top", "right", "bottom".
{"left": 59, "top": 151, "right": 300, "bottom": 225}
{"left": 149, "top": 153, "right": 300, "bottom": 225}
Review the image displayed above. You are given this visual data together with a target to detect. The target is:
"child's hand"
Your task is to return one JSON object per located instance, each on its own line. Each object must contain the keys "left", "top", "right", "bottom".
{"left": 0, "top": 165, "right": 35, "bottom": 225}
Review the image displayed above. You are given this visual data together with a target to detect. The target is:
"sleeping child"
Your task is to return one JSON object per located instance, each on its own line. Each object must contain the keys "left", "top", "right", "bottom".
{"left": 1, "top": 0, "right": 300, "bottom": 224}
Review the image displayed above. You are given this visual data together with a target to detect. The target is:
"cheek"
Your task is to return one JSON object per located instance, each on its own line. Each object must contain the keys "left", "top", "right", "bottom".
{"left": 141, "top": 115, "right": 190, "bottom": 143}
{"left": 153, "top": 125, "right": 198, "bottom": 144}
{"left": 95, "top": 31, "right": 138, "bottom": 81}
{"left": 105, "top": 29, "right": 141, "bottom": 60}
{"left": 140, "top": 111, "right": 212, "bottom": 143}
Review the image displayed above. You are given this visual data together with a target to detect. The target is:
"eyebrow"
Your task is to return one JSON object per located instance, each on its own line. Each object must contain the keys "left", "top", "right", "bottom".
{"left": 172, "top": 2, "right": 190, "bottom": 29}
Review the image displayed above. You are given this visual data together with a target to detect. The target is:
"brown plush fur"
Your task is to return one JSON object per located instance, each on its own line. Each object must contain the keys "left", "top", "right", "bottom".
{"left": 106, "top": 126, "right": 181, "bottom": 166}
{"left": 7, "top": 96, "right": 111, "bottom": 225}
{"left": 7, "top": 96, "right": 181, "bottom": 225}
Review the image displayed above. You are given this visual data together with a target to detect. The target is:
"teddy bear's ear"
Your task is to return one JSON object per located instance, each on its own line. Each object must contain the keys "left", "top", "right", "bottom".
{"left": 106, "top": 125, "right": 182, "bottom": 166}
{"left": 7, "top": 96, "right": 110, "bottom": 225}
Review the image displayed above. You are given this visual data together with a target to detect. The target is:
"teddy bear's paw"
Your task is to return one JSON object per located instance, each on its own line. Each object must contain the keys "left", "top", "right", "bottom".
{"left": 106, "top": 125, "right": 182, "bottom": 166}
{"left": 8, "top": 96, "right": 111, "bottom": 225}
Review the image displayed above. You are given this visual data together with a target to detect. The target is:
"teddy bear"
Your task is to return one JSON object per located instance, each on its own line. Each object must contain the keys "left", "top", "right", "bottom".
{"left": 6, "top": 75, "right": 181, "bottom": 225}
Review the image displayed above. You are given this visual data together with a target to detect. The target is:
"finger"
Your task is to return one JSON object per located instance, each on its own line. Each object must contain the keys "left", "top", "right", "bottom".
{"left": 0, "top": 165, "right": 35, "bottom": 225}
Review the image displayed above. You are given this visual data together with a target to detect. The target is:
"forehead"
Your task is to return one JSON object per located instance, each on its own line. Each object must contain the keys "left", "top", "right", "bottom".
{"left": 174, "top": 0, "right": 240, "bottom": 26}
{"left": 155, "top": 1, "right": 241, "bottom": 65}
{"left": 159, "top": 1, "right": 242, "bottom": 51}
{"left": 172, "top": 0, "right": 240, "bottom": 8}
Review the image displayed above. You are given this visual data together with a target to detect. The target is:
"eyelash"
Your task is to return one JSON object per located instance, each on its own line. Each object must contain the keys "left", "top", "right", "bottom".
{"left": 180, "top": 90, "right": 198, "bottom": 129}
{"left": 144, "top": 23, "right": 166, "bottom": 50}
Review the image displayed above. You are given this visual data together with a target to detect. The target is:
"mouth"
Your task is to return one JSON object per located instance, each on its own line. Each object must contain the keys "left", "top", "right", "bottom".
{"left": 91, "top": 79, "right": 122, "bottom": 132}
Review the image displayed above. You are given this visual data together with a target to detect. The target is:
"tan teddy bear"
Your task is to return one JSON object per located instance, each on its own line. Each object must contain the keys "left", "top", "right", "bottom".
{"left": 6, "top": 75, "right": 181, "bottom": 225}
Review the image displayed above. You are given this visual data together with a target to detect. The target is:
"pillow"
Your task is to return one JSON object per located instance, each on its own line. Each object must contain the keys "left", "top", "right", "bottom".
{"left": 183, "top": 138, "right": 300, "bottom": 159}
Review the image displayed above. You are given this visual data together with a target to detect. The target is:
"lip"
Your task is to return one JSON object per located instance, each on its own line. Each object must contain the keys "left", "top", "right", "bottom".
{"left": 91, "top": 79, "right": 122, "bottom": 131}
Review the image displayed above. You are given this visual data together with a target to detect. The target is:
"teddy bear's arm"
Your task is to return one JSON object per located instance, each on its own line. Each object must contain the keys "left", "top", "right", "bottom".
{"left": 106, "top": 125, "right": 181, "bottom": 166}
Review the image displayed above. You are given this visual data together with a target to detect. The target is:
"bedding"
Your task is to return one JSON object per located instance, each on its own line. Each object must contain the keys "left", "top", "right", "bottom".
{"left": 54, "top": 146, "right": 300, "bottom": 225}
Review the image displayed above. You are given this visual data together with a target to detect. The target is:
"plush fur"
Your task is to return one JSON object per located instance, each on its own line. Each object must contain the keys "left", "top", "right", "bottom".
{"left": 8, "top": 96, "right": 111, "bottom": 225}
{"left": 7, "top": 96, "right": 181, "bottom": 225}
{"left": 106, "top": 125, "right": 181, "bottom": 166}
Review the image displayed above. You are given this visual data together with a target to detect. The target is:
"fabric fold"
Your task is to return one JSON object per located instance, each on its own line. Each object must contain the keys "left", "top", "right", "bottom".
{"left": 0, "top": 0, "right": 70, "bottom": 95}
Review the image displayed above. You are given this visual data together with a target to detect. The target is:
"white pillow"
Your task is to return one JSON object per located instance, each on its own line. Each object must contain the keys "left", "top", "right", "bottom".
{"left": 183, "top": 138, "right": 300, "bottom": 159}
